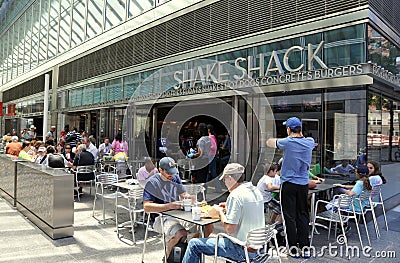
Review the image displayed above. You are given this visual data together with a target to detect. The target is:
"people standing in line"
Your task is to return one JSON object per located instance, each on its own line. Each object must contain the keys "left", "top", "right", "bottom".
{"left": 219, "top": 132, "right": 231, "bottom": 169}
{"left": 187, "top": 123, "right": 211, "bottom": 184}
{"left": 27, "top": 125, "right": 37, "bottom": 140}
{"left": 182, "top": 163, "right": 265, "bottom": 263}
{"left": 207, "top": 124, "right": 222, "bottom": 193}
{"left": 266, "top": 117, "right": 315, "bottom": 257}
{"left": 5, "top": 136, "right": 22, "bottom": 156}
{"left": 66, "top": 127, "right": 82, "bottom": 148}
{"left": 45, "top": 126, "right": 57, "bottom": 145}
{"left": 112, "top": 133, "right": 128, "bottom": 155}
{"left": 59, "top": 130, "right": 67, "bottom": 147}
{"left": 21, "top": 128, "right": 29, "bottom": 141}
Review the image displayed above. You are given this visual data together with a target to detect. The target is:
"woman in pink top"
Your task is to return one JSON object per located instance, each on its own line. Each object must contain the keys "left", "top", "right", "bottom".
{"left": 111, "top": 133, "right": 128, "bottom": 155}
{"left": 137, "top": 158, "right": 158, "bottom": 187}
{"left": 207, "top": 124, "right": 222, "bottom": 193}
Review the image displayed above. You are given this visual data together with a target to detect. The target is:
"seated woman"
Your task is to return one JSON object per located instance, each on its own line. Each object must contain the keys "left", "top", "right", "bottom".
{"left": 137, "top": 157, "right": 158, "bottom": 187}
{"left": 366, "top": 160, "right": 387, "bottom": 186}
{"left": 332, "top": 165, "right": 372, "bottom": 212}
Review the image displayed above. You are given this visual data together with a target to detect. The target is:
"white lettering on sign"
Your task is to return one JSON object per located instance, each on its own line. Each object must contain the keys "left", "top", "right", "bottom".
{"left": 174, "top": 41, "right": 328, "bottom": 88}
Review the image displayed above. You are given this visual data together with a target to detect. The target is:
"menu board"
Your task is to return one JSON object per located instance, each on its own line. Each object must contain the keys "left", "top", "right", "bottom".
{"left": 334, "top": 113, "right": 358, "bottom": 160}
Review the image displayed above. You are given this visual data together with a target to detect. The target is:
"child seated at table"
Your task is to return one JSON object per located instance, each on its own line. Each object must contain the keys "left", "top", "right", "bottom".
{"left": 256, "top": 163, "right": 282, "bottom": 225}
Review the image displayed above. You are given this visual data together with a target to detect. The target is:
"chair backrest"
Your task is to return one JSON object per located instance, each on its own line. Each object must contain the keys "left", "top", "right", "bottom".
{"left": 337, "top": 194, "right": 355, "bottom": 212}
{"left": 184, "top": 183, "right": 206, "bottom": 200}
{"left": 76, "top": 165, "right": 96, "bottom": 173}
{"left": 96, "top": 173, "right": 118, "bottom": 185}
{"left": 246, "top": 224, "right": 276, "bottom": 250}
{"left": 370, "top": 185, "right": 382, "bottom": 202}
{"left": 128, "top": 187, "right": 144, "bottom": 200}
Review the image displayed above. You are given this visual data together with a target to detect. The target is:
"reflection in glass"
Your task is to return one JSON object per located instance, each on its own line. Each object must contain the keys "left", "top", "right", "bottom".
{"left": 105, "top": 0, "right": 125, "bottom": 30}
{"left": 87, "top": 0, "right": 104, "bottom": 39}
{"left": 71, "top": 0, "right": 85, "bottom": 48}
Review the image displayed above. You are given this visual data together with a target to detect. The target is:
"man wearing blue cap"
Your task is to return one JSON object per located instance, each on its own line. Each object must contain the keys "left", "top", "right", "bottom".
{"left": 143, "top": 156, "right": 213, "bottom": 260}
{"left": 266, "top": 117, "right": 315, "bottom": 258}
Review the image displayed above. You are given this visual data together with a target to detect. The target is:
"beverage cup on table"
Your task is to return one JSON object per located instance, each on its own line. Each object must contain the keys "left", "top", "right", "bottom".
{"left": 183, "top": 198, "right": 191, "bottom": 212}
{"left": 192, "top": 207, "right": 201, "bottom": 221}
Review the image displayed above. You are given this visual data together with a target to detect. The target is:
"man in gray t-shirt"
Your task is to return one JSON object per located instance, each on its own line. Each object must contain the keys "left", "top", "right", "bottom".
{"left": 187, "top": 123, "right": 211, "bottom": 183}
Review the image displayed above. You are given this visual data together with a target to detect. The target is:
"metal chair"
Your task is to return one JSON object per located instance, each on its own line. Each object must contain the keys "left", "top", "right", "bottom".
{"left": 141, "top": 212, "right": 167, "bottom": 263}
{"left": 213, "top": 224, "right": 281, "bottom": 263}
{"left": 116, "top": 187, "right": 145, "bottom": 245}
{"left": 75, "top": 165, "right": 96, "bottom": 195}
{"left": 311, "top": 194, "right": 366, "bottom": 255}
{"left": 92, "top": 172, "right": 120, "bottom": 224}
{"left": 370, "top": 185, "right": 389, "bottom": 233}
{"left": 184, "top": 183, "right": 206, "bottom": 201}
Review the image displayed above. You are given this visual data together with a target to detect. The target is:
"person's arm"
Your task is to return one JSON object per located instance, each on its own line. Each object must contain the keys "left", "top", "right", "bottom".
{"left": 143, "top": 200, "right": 181, "bottom": 213}
{"left": 266, "top": 138, "right": 278, "bottom": 148}
{"left": 217, "top": 207, "right": 238, "bottom": 235}
{"left": 267, "top": 182, "right": 280, "bottom": 191}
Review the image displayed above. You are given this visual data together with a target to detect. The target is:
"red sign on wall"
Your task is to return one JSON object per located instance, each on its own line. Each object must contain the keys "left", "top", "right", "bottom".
{"left": 0, "top": 102, "right": 2, "bottom": 116}
{"left": 7, "top": 104, "right": 16, "bottom": 116}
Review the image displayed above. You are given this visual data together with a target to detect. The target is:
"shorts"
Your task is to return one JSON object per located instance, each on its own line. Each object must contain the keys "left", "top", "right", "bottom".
{"left": 153, "top": 216, "right": 198, "bottom": 241}
{"left": 265, "top": 198, "right": 281, "bottom": 214}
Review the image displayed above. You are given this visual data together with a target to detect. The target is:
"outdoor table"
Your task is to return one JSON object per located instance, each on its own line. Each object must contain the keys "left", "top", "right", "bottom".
{"left": 308, "top": 178, "right": 352, "bottom": 233}
{"left": 162, "top": 208, "right": 221, "bottom": 263}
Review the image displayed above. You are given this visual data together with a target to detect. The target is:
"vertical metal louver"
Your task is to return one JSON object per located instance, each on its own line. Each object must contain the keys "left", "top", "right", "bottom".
{"left": 57, "top": 0, "right": 375, "bottom": 88}
{"left": 228, "top": 0, "right": 249, "bottom": 39}
{"left": 193, "top": 6, "right": 211, "bottom": 49}
{"left": 248, "top": 0, "right": 272, "bottom": 34}
{"left": 165, "top": 17, "right": 181, "bottom": 56}
{"left": 3, "top": 73, "right": 51, "bottom": 102}
{"left": 210, "top": 0, "right": 229, "bottom": 43}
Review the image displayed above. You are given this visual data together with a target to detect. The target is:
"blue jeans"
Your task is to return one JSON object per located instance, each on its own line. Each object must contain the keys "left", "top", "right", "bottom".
{"left": 182, "top": 237, "right": 260, "bottom": 263}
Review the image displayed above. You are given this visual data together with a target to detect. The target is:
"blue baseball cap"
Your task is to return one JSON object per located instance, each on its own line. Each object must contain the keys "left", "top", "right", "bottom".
{"left": 283, "top": 117, "right": 302, "bottom": 130}
{"left": 159, "top": 157, "right": 178, "bottom": 175}
{"left": 356, "top": 165, "right": 369, "bottom": 177}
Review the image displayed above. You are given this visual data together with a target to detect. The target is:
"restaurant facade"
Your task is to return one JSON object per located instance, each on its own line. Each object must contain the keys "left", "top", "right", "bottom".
{"left": 1, "top": 0, "right": 400, "bottom": 180}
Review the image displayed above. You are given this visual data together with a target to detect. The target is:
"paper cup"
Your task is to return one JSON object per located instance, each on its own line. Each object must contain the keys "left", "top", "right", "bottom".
{"left": 192, "top": 207, "right": 201, "bottom": 221}
{"left": 183, "top": 199, "right": 191, "bottom": 212}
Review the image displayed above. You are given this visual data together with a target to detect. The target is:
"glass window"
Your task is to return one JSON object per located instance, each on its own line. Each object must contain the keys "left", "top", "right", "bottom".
{"left": 93, "top": 82, "right": 106, "bottom": 103}
{"left": 7, "top": 29, "right": 13, "bottom": 81}
{"left": 86, "top": 0, "right": 104, "bottom": 39}
{"left": 58, "top": 0, "right": 72, "bottom": 54}
{"left": 105, "top": 78, "right": 123, "bottom": 101}
{"left": 128, "top": 0, "right": 153, "bottom": 18}
{"left": 82, "top": 85, "right": 93, "bottom": 105}
{"left": 123, "top": 74, "right": 139, "bottom": 99}
{"left": 324, "top": 24, "right": 365, "bottom": 67}
{"left": 24, "top": 7, "right": 33, "bottom": 73}
{"left": 12, "top": 23, "right": 19, "bottom": 79}
{"left": 16, "top": 16, "right": 25, "bottom": 76}
{"left": 31, "top": 2, "right": 40, "bottom": 68}
{"left": 39, "top": 0, "right": 49, "bottom": 63}
{"left": 71, "top": 0, "right": 85, "bottom": 48}
{"left": 324, "top": 88, "right": 367, "bottom": 169}
{"left": 105, "top": 0, "right": 125, "bottom": 30}
{"left": 48, "top": 0, "right": 60, "bottom": 59}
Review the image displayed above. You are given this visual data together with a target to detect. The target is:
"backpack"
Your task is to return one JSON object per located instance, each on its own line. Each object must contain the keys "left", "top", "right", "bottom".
{"left": 66, "top": 133, "right": 77, "bottom": 143}
{"left": 167, "top": 239, "right": 188, "bottom": 263}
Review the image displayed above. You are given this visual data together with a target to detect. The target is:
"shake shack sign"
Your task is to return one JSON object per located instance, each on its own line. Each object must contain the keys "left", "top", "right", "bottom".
{"left": 172, "top": 41, "right": 399, "bottom": 89}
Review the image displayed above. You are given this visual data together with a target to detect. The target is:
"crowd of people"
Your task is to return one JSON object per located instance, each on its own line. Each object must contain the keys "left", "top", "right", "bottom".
{"left": 2, "top": 118, "right": 387, "bottom": 262}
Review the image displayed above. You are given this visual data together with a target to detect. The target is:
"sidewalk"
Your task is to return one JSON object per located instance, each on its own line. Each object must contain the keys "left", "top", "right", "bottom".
{"left": 0, "top": 163, "right": 400, "bottom": 262}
